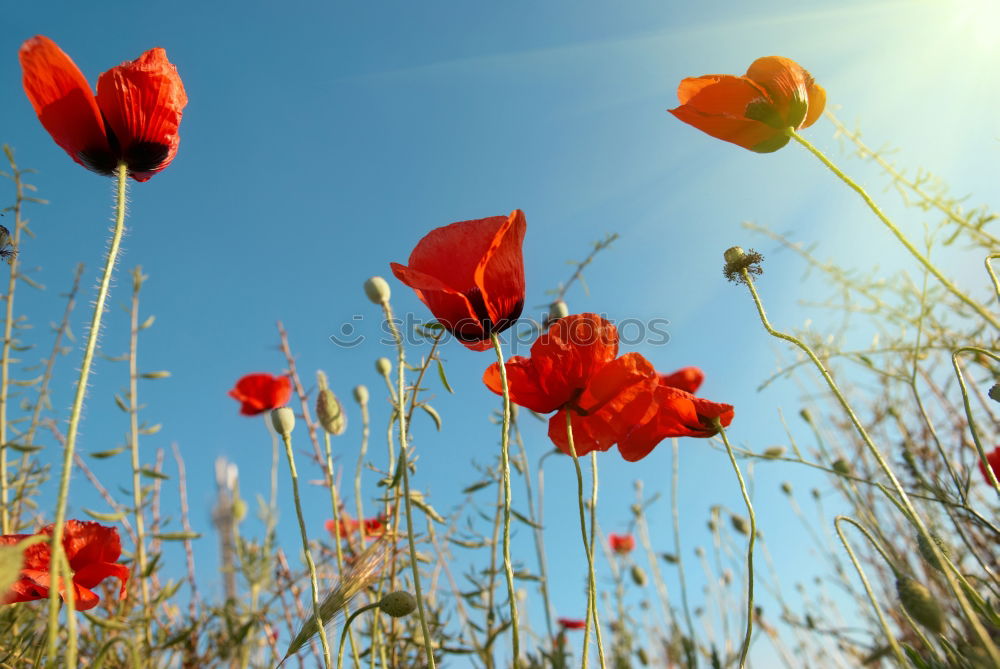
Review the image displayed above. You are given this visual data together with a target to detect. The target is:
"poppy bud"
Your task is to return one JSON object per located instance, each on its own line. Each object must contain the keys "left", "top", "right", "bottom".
{"left": 270, "top": 407, "right": 295, "bottom": 437}
{"left": 630, "top": 565, "right": 647, "bottom": 587}
{"left": 364, "top": 277, "right": 391, "bottom": 305}
{"left": 379, "top": 591, "right": 416, "bottom": 618}
{"left": 375, "top": 357, "right": 392, "bottom": 377}
{"left": 731, "top": 515, "right": 749, "bottom": 536}
{"left": 811, "top": 488, "right": 820, "bottom": 500}
{"left": 316, "top": 388, "right": 346, "bottom": 435}
{"left": 723, "top": 246, "right": 746, "bottom": 264}
{"left": 549, "top": 300, "right": 569, "bottom": 321}
{"left": 916, "top": 533, "right": 949, "bottom": 573}
{"left": 353, "top": 384, "right": 369, "bottom": 405}
{"left": 832, "top": 458, "right": 851, "bottom": 476}
{"left": 660, "top": 552, "right": 678, "bottom": 564}
{"left": 896, "top": 575, "right": 944, "bottom": 634}
{"left": 989, "top": 383, "right": 1000, "bottom": 403}
{"left": 762, "top": 446, "right": 785, "bottom": 459}
{"left": 780, "top": 482, "right": 793, "bottom": 495}
{"left": 637, "top": 647, "right": 649, "bottom": 666}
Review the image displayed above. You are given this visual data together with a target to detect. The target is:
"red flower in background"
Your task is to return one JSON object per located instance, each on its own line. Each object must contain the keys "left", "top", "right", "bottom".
{"left": 229, "top": 373, "right": 292, "bottom": 416}
{"left": 660, "top": 366, "right": 705, "bottom": 394}
{"left": 669, "top": 56, "right": 825, "bottom": 153}
{"left": 557, "top": 617, "right": 587, "bottom": 630}
{"left": 19, "top": 36, "right": 187, "bottom": 181}
{"left": 0, "top": 520, "right": 129, "bottom": 611}
{"left": 326, "top": 512, "right": 389, "bottom": 540}
{"left": 609, "top": 533, "right": 635, "bottom": 555}
{"left": 484, "top": 313, "right": 733, "bottom": 461}
{"left": 391, "top": 210, "right": 526, "bottom": 351}
{"left": 978, "top": 447, "right": 1000, "bottom": 484}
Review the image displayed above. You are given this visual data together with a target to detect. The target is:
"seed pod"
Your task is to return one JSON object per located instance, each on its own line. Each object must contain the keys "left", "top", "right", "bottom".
{"left": 636, "top": 648, "right": 649, "bottom": 666}
{"left": 916, "top": 533, "right": 949, "bottom": 574}
{"left": 762, "top": 446, "right": 785, "bottom": 459}
{"left": 364, "top": 276, "right": 391, "bottom": 305}
{"left": 375, "top": 357, "right": 392, "bottom": 377}
{"left": 780, "top": 482, "right": 793, "bottom": 496}
{"left": 896, "top": 575, "right": 944, "bottom": 634}
{"left": 353, "top": 384, "right": 369, "bottom": 405}
{"left": 549, "top": 300, "right": 569, "bottom": 321}
{"left": 270, "top": 407, "right": 295, "bottom": 437}
{"left": 630, "top": 565, "right": 647, "bottom": 587}
{"left": 731, "top": 515, "right": 749, "bottom": 536}
{"left": 379, "top": 591, "right": 416, "bottom": 618}
{"left": 831, "top": 458, "right": 851, "bottom": 476}
{"left": 316, "top": 388, "right": 346, "bottom": 435}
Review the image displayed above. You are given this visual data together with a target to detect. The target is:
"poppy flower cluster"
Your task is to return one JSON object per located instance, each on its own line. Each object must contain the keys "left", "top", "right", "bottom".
{"left": 391, "top": 210, "right": 526, "bottom": 351}
{"left": 669, "top": 56, "right": 825, "bottom": 153}
{"left": 483, "top": 313, "right": 734, "bottom": 461}
{"left": 229, "top": 373, "right": 292, "bottom": 416}
{"left": 0, "top": 520, "right": 129, "bottom": 611}
{"left": 326, "top": 512, "right": 390, "bottom": 540}
{"left": 19, "top": 36, "right": 187, "bottom": 181}
{"left": 609, "top": 533, "right": 636, "bottom": 555}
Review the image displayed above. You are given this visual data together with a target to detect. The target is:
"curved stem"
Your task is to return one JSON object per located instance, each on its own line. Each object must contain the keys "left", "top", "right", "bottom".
{"left": 381, "top": 300, "right": 436, "bottom": 669}
{"left": 951, "top": 347, "right": 1000, "bottom": 495}
{"left": 833, "top": 516, "right": 908, "bottom": 666}
{"left": 338, "top": 603, "right": 379, "bottom": 669}
{"left": 985, "top": 253, "right": 1000, "bottom": 306}
{"left": 713, "top": 422, "right": 755, "bottom": 668}
{"left": 279, "top": 430, "right": 333, "bottom": 668}
{"left": 738, "top": 268, "right": 1000, "bottom": 664}
{"left": 47, "top": 162, "right": 129, "bottom": 665}
{"left": 787, "top": 129, "right": 999, "bottom": 330}
{"left": 671, "top": 440, "right": 698, "bottom": 667}
{"left": 564, "top": 412, "right": 607, "bottom": 669}
{"left": 490, "top": 333, "right": 522, "bottom": 666}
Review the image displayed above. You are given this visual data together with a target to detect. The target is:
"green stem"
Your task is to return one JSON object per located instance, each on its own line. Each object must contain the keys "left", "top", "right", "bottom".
{"left": 713, "top": 422, "right": 755, "bottom": 668}
{"left": 671, "top": 440, "right": 698, "bottom": 668}
{"left": 833, "top": 516, "right": 909, "bottom": 666}
{"left": 951, "top": 347, "right": 1000, "bottom": 495}
{"left": 787, "top": 129, "right": 1000, "bottom": 331}
{"left": 278, "top": 429, "right": 333, "bottom": 669}
{"left": 588, "top": 452, "right": 606, "bottom": 665}
{"left": 338, "top": 603, "right": 379, "bottom": 669}
{"left": 564, "top": 411, "right": 606, "bottom": 669}
{"left": 381, "top": 300, "right": 436, "bottom": 669}
{"left": 985, "top": 253, "right": 1000, "bottom": 305}
{"left": 323, "top": 429, "right": 361, "bottom": 666}
{"left": 47, "top": 162, "right": 129, "bottom": 665}
{"left": 490, "top": 334, "right": 522, "bottom": 666}
{"left": 739, "top": 267, "right": 1000, "bottom": 664}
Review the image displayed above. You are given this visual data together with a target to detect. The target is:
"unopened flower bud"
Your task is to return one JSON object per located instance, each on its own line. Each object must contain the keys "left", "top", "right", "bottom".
{"left": 762, "top": 446, "right": 785, "bottom": 459}
{"left": 316, "top": 388, "right": 346, "bottom": 435}
{"left": 731, "top": 515, "right": 749, "bottom": 536}
{"left": 832, "top": 458, "right": 851, "bottom": 476}
{"left": 990, "top": 383, "right": 1000, "bottom": 403}
{"left": 364, "top": 276, "right": 391, "bottom": 305}
{"left": 353, "top": 384, "right": 369, "bottom": 405}
{"left": 270, "top": 407, "right": 295, "bottom": 437}
{"left": 896, "top": 575, "right": 944, "bottom": 634}
{"left": 916, "top": 533, "right": 949, "bottom": 573}
{"left": 630, "top": 565, "right": 647, "bottom": 587}
{"left": 549, "top": 300, "right": 569, "bottom": 321}
{"left": 636, "top": 647, "right": 649, "bottom": 666}
{"left": 379, "top": 591, "right": 416, "bottom": 618}
{"left": 780, "top": 482, "right": 793, "bottom": 496}
{"left": 375, "top": 357, "right": 392, "bottom": 377}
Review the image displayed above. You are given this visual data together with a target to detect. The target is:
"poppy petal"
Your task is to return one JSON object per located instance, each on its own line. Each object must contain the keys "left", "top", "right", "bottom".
{"left": 483, "top": 356, "right": 561, "bottom": 414}
{"left": 669, "top": 104, "right": 785, "bottom": 152}
{"left": 618, "top": 386, "right": 735, "bottom": 462}
{"left": 676, "top": 74, "right": 768, "bottom": 114}
{"left": 57, "top": 520, "right": 122, "bottom": 569}
{"left": 745, "top": 56, "right": 812, "bottom": 129}
{"left": 390, "top": 262, "right": 485, "bottom": 344}
{"left": 229, "top": 374, "right": 292, "bottom": 415}
{"left": 18, "top": 36, "right": 113, "bottom": 174}
{"left": 474, "top": 209, "right": 527, "bottom": 327}
{"left": 529, "top": 313, "right": 619, "bottom": 402}
{"left": 802, "top": 81, "right": 826, "bottom": 129}
{"left": 659, "top": 367, "right": 704, "bottom": 394}
{"left": 95, "top": 48, "right": 187, "bottom": 182}
{"left": 72, "top": 562, "right": 130, "bottom": 601}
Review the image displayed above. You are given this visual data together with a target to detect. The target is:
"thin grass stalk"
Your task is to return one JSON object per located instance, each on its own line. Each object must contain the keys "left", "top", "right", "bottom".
{"left": 951, "top": 347, "right": 1000, "bottom": 494}
{"left": 379, "top": 298, "right": 436, "bottom": 669}
{"left": 587, "top": 452, "right": 606, "bottom": 665}
{"left": 489, "top": 333, "right": 522, "bottom": 666}
{"left": 787, "top": 129, "right": 999, "bottom": 330}
{"left": 737, "top": 266, "right": 1000, "bottom": 664}
{"left": 985, "top": 253, "right": 1000, "bottom": 304}
{"left": 47, "top": 161, "right": 129, "bottom": 664}
{"left": 671, "top": 440, "right": 698, "bottom": 667}
{"left": 338, "top": 603, "right": 379, "bottom": 669}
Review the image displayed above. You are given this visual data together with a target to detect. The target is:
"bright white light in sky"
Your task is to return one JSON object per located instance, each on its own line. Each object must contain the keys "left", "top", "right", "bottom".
{"left": 951, "top": 0, "right": 1000, "bottom": 53}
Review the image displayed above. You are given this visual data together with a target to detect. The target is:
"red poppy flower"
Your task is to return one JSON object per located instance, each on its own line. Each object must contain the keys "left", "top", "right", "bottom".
{"left": 660, "top": 366, "right": 704, "bottom": 394}
{"left": 19, "top": 36, "right": 187, "bottom": 181}
{"left": 978, "top": 447, "right": 1000, "bottom": 484}
{"left": 609, "top": 533, "right": 636, "bottom": 555}
{"left": 229, "top": 373, "right": 292, "bottom": 416}
{"left": 326, "top": 512, "right": 389, "bottom": 540}
{"left": 557, "top": 617, "right": 587, "bottom": 630}
{"left": 0, "top": 520, "right": 129, "bottom": 611}
{"left": 669, "top": 56, "right": 825, "bottom": 153}
{"left": 484, "top": 313, "right": 734, "bottom": 461}
{"left": 390, "top": 210, "right": 526, "bottom": 351}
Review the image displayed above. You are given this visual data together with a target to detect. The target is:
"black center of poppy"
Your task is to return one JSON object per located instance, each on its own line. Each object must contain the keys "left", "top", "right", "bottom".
{"left": 77, "top": 146, "right": 118, "bottom": 176}
{"left": 449, "top": 289, "right": 524, "bottom": 344}
{"left": 123, "top": 141, "right": 170, "bottom": 174}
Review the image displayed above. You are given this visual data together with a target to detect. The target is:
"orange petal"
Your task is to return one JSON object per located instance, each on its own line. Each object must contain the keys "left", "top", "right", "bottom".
{"left": 745, "top": 56, "right": 812, "bottom": 128}
{"left": 59, "top": 520, "right": 122, "bottom": 569}
{"left": 474, "top": 209, "right": 526, "bottom": 328}
{"left": 95, "top": 47, "right": 187, "bottom": 181}
{"left": 528, "top": 313, "right": 619, "bottom": 399}
{"left": 676, "top": 75, "right": 767, "bottom": 115}
{"left": 18, "top": 36, "right": 112, "bottom": 173}
{"left": 483, "top": 356, "right": 561, "bottom": 413}
{"left": 390, "top": 262, "right": 485, "bottom": 345}
{"left": 659, "top": 367, "right": 704, "bottom": 394}
{"left": 669, "top": 105, "right": 786, "bottom": 152}
{"left": 801, "top": 81, "right": 826, "bottom": 129}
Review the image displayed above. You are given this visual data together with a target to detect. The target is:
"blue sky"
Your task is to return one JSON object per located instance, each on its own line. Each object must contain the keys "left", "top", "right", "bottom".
{"left": 3, "top": 0, "right": 999, "bottom": 665}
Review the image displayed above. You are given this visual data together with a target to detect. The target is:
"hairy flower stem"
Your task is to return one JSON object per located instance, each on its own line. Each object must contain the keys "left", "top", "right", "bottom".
{"left": 788, "top": 129, "right": 1000, "bottom": 331}
{"left": 565, "top": 412, "right": 607, "bottom": 669}
{"left": 713, "top": 422, "right": 756, "bottom": 668}
{"left": 47, "top": 162, "right": 129, "bottom": 666}
{"left": 279, "top": 430, "right": 333, "bottom": 669}
{"left": 323, "top": 431, "right": 360, "bottom": 666}
{"left": 738, "top": 267, "right": 1000, "bottom": 664}
{"left": 338, "top": 603, "right": 379, "bottom": 669}
{"left": 380, "top": 299, "right": 436, "bottom": 669}
{"left": 490, "top": 333, "right": 522, "bottom": 666}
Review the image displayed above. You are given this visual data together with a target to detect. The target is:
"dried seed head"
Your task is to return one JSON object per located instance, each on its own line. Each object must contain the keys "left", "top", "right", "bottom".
{"left": 379, "top": 591, "right": 416, "bottom": 618}
{"left": 270, "top": 407, "right": 295, "bottom": 437}
{"left": 630, "top": 565, "right": 647, "bottom": 587}
{"left": 723, "top": 246, "right": 764, "bottom": 285}
{"left": 375, "top": 357, "right": 392, "bottom": 377}
{"left": 353, "top": 384, "right": 369, "bottom": 405}
{"left": 316, "top": 388, "right": 346, "bottom": 435}
{"left": 896, "top": 575, "right": 944, "bottom": 634}
{"left": 364, "top": 276, "right": 391, "bottom": 305}
{"left": 916, "top": 532, "right": 949, "bottom": 574}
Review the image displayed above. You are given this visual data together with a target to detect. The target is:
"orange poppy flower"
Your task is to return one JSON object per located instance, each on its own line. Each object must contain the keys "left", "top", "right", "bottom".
{"left": 608, "top": 533, "right": 636, "bottom": 555}
{"left": 978, "top": 446, "right": 1000, "bottom": 484}
{"left": 229, "top": 373, "right": 292, "bottom": 416}
{"left": 0, "top": 520, "right": 129, "bottom": 611}
{"left": 391, "top": 210, "right": 526, "bottom": 351}
{"left": 557, "top": 617, "right": 587, "bottom": 630}
{"left": 326, "top": 512, "right": 389, "bottom": 540}
{"left": 19, "top": 36, "right": 187, "bottom": 181}
{"left": 483, "top": 313, "right": 734, "bottom": 460}
{"left": 669, "top": 56, "right": 825, "bottom": 153}
{"left": 660, "top": 366, "right": 704, "bottom": 394}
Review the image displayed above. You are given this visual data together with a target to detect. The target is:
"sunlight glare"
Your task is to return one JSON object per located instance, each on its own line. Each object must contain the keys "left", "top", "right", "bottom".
{"left": 951, "top": 0, "right": 1000, "bottom": 54}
